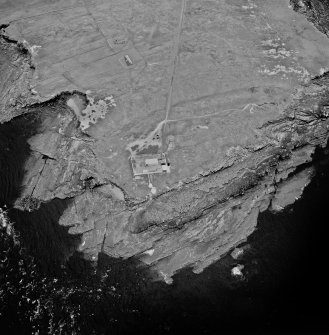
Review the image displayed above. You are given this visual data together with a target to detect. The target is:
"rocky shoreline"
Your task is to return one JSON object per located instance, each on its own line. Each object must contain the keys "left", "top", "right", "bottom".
{"left": 1, "top": 139, "right": 329, "bottom": 334}
{"left": 1, "top": 1, "right": 329, "bottom": 334}
{"left": 1, "top": 0, "right": 329, "bottom": 283}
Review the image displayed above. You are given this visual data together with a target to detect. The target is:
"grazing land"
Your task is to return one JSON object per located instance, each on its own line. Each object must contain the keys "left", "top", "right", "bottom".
{"left": 2, "top": 0, "right": 329, "bottom": 281}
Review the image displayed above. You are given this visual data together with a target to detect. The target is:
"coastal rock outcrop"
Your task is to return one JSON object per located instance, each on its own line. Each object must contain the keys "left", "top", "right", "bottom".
{"left": 1, "top": 0, "right": 329, "bottom": 282}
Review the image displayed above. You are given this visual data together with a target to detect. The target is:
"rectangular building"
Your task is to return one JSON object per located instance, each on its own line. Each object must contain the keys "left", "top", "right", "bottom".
{"left": 130, "top": 153, "right": 171, "bottom": 177}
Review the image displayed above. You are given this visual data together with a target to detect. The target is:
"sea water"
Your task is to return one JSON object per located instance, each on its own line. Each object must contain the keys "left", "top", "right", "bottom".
{"left": 1, "top": 112, "right": 328, "bottom": 334}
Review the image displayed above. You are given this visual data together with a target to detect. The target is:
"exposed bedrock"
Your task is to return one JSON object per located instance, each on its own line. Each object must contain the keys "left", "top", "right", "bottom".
{"left": 1, "top": 0, "right": 329, "bottom": 282}
{"left": 0, "top": 25, "right": 36, "bottom": 122}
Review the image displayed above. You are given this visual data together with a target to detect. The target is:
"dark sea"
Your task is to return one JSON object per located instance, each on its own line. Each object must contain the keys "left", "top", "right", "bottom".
{"left": 0, "top": 113, "right": 328, "bottom": 335}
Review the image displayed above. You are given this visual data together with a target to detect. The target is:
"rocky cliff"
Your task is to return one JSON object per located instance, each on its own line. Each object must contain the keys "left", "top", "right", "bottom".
{"left": 1, "top": 0, "right": 329, "bottom": 283}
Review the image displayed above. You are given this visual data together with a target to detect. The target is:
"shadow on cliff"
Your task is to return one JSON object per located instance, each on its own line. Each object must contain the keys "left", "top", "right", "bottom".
{"left": 136, "top": 142, "right": 329, "bottom": 335}
{"left": 1, "top": 110, "right": 329, "bottom": 335}
{"left": 78, "top": 143, "right": 329, "bottom": 335}
{"left": 0, "top": 113, "right": 38, "bottom": 207}
{"left": 0, "top": 111, "right": 81, "bottom": 274}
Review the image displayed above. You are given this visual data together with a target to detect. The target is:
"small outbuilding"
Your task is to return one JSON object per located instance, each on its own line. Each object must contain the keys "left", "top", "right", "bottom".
{"left": 124, "top": 55, "right": 133, "bottom": 66}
